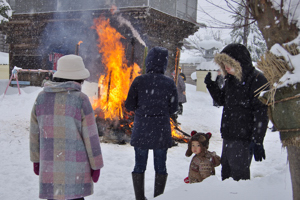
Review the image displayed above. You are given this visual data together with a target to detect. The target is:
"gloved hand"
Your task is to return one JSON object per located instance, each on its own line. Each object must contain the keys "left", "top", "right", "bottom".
{"left": 184, "top": 177, "right": 189, "bottom": 184}
{"left": 204, "top": 72, "right": 213, "bottom": 85}
{"left": 249, "top": 142, "right": 266, "bottom": 161}
{"left": 33, "top": 163, "right": 39, "bottom": 175}
{"left": 91, "top": 169, "right": 101, "bottom": 183}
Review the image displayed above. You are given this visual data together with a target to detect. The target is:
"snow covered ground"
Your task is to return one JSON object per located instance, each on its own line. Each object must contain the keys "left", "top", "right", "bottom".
{"left": 0, "top": 80, "right": 292, "bottom": 200}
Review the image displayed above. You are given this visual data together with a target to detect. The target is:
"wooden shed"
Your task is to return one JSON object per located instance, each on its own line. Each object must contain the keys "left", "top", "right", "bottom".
{"left": 3, "top": 0, "right": 201, "bottom": 86}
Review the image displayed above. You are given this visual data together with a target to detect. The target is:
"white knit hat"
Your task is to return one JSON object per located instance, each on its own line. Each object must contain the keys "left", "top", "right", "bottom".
{"left": 53, "top": 54, "right": 90, "bottom": 80}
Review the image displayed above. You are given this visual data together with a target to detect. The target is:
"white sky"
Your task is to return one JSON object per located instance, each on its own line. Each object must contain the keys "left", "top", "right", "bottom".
{"left": 197, "top": 0, "right": 234, "bottom": 40}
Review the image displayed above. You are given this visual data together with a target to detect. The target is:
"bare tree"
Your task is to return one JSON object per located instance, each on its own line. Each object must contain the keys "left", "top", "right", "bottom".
{"left": 196, "top": 0, "right": 298, "bottom": 47}
{"left": 230, "top": 0, "right": 267, "bottom": 61}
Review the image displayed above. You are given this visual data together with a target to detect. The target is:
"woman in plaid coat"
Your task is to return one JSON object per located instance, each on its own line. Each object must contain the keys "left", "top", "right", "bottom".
{"left": 30, "top": 55, "right": 104, "bottom": 200}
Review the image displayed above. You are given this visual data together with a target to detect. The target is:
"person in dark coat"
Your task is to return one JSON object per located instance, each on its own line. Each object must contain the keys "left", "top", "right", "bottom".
{"left": 125, "top": 46, "right": 178, "bottom": 199}
{"left": 204, "top": 43, "right": 269, "bottom": 181}
{"left": 172, "top": 70, "right": 186, "bottom": 115}
{"left": 179, "top": 67, "right": 186, "bottom": 81}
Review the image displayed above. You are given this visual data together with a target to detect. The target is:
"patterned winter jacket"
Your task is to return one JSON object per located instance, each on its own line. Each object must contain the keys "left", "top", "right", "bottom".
{"left": 30, "top": 81, "right": 104, "bottom": 200}
{"left": 188, "top": 151, "right": 220, "bottom": 183}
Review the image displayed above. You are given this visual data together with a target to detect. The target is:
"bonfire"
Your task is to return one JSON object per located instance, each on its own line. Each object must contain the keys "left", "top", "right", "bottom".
{"left": 90, "top": 16, "right": 189, "bottom": 144}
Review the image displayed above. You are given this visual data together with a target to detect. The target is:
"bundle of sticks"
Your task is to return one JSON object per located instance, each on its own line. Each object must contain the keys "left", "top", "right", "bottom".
{"left": 255, "top": 43, "right": 298, "bottom": 105}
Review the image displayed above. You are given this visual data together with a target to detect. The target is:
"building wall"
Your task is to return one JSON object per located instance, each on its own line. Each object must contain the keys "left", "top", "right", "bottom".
{"left": 0, "top": 31, "right": 9, "bottom": 53}
{"left": 6, "top": 0, "right": 197, "bottom": 23}
{"left": 3, "top": 8, "right": 199, "bottom": 86}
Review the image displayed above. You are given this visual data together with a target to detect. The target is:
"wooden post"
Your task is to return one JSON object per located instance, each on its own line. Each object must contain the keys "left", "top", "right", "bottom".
{"left": 142, "top": 46, "right": 148, "bottom": 75}
{"left": 75, "top": 44, "right": 79, "bottom": 55}
{"left": 75, "top": 41, "right": 83, "bottom": 55}
{"left": 174, "top": 48, "right": 180, "bottom": 86}
{"left": 106, "top": 71, "right": 112, "bottom": 104}
{"left": 129, "top": 38, "right": 135, "bottom": 81}
{"left": 98, "top": 86, "right": 101, "bottom": 100}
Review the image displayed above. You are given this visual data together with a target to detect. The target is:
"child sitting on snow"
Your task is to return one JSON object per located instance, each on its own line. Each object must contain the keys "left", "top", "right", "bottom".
{"left": 184, "top": 131, "right": 221, "bottom": 183}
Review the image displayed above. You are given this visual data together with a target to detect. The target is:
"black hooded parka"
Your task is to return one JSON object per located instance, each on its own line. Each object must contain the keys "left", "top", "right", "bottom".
{"left": 125, "top": 47, "right": 178, "bottom": 149}
{"left": 207, "top": 44, "right": 269, "bottom": 144}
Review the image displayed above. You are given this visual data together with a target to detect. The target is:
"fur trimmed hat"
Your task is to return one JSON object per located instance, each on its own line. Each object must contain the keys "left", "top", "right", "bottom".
{"left": 214, "top": 43, "right": 253, "bottom": 82}
{"left": 185, "top": 131, "right": 212, "bottom": 157}
{"left": 53, "top": 54, "right": 90, "bottom": 80}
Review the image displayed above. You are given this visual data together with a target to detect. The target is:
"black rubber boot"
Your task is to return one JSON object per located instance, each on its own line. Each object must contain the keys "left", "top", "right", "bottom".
{"left": 132, "top": 172, "right": 147, "bottom": 200}
{"left": 154, "top": 173, "right": 168, "bottom": 197}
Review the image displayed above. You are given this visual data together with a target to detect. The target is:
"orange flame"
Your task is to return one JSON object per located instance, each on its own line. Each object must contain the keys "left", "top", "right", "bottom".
{"left": 78, "top": 41, "right": 83, "bottom": 45}
{"left": 170, "top": 119, "right": 189, "bottom": 143}
{"left": 92, "top": 17, "right": 141, "bottom": 120}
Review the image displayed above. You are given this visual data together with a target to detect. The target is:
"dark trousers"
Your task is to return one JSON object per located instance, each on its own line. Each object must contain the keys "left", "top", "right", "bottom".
{"left": 178, "top": 103, "right": 183, "bottom": 114}
{"left": 221, "top": 139, "right": 252, "bottom": 181}
{"left": 213, "top": 100, "right": 219, "bottom": 107}
{"left": 133, "top": 147, "right": 168, "bottom": 175}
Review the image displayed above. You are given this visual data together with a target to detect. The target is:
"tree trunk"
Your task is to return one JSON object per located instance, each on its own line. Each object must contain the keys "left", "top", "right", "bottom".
{"left": 246, "top": 1, "right": 300, "bottom": 199}
{"left": 287, "top": 146, "right": 300, "bottom": 200}
{"left": 247, "top": 0, "right": 298, "bottom": 48}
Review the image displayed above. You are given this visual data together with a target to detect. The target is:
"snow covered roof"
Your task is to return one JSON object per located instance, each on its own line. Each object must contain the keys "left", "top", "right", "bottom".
{"left": 179, "top": 50, "right": 206, "bottom": 64}
{"left": 0, "top": 52, "right": 9, "bottom": 65}
{"left": 198, "top": 39, "right": 223, "bottom": 50}
{"left": 196, "top": 60, "right": 219, "bottom": 71}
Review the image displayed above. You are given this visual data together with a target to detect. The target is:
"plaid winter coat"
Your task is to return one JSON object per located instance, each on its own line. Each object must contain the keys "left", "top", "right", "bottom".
{"left": 30, "top": 81, "right": 104, "bottom": 200}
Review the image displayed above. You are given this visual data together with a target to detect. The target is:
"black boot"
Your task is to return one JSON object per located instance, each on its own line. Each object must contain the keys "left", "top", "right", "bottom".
{"left": 154, "top": 173, "right": 168, "bottom": 197}
{"left": 178, "top": 104, "right": 183, "bottom": 115}
{"left": 132, "top": 172, "right": 147, "bottom": 200}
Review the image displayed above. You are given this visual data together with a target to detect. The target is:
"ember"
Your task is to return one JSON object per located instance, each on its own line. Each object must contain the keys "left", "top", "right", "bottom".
{"left": 171, "top": 118, "right": 190, "bottom": 143}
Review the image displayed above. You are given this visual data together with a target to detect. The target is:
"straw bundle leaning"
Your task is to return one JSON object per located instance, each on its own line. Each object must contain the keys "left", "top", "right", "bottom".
{"left": 256, "top": 43, "right": 297, "bottom": 105}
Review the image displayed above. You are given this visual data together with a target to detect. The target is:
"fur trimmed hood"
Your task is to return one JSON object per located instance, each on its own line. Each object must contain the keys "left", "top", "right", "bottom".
{"left": 214, "top": 43, "right": 254, "bottom": 82}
